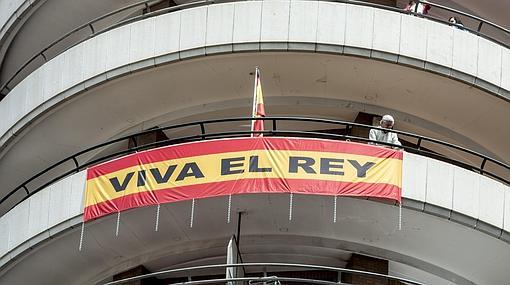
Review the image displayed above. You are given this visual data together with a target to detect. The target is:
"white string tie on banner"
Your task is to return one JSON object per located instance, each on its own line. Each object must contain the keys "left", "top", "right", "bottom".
{"left": 227, "top": 194, "right": 232, "bottom": 224}
{"left": 190, "top": 198, "right": 196, "bottom": 228}
{"left": 333, "top": 196, "right": 338, "bottom": 223}
{"left": 155, "top": 204, "right": 161, "bottom": 232}
{"left": 398, "top": 202, "right": 402, "bottom": 231}
{"left": 289, "top": 193, "right": 294, "bottom": 221}
{"left": 78, "top": 222, "right": 85, "bottom": 251}
{"left": 115, "top": 211, "right": 121, "bottom": 236}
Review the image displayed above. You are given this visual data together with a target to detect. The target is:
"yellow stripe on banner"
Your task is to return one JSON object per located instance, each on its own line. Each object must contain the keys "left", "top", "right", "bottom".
{"left": 85, "top": 150, "right": 402, "bottom": 207}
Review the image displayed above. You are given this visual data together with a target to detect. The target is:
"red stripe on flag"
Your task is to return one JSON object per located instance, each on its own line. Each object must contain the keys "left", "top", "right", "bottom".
{"left": 255, "top": 103, "right": 265, "bottom": 117}
{"left": 252, "top": 119, "right": 264, "bottom": 133}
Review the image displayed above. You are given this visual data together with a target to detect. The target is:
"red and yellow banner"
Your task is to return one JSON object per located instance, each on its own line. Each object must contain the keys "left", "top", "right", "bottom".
{"left": 84, "top": 137, "right": 402, "bottom": 221}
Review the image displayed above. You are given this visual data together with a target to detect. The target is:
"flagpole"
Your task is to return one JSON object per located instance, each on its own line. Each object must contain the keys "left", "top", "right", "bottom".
{"left": 250, "top": 67, "right": 259, "bottom": 137}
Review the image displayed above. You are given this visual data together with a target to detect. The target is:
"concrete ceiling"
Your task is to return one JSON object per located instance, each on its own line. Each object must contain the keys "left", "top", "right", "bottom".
{"left": 0, "top": 195, "right": 507, "bottom": 284}
{"left": 0, "top": 52, "right": 508, "bottom": 214}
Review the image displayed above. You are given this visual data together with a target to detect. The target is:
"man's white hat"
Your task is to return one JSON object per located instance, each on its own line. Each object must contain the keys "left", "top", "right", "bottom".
{"left": 381, "top": 114, "right": 395, "bottom": 124}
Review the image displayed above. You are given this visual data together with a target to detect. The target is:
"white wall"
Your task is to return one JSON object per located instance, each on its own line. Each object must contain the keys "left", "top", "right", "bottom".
{"left": 0, "top": 170, "right": 85, "bottom": 262}
{"left": 402, "top": 152, "right": 508, "bottom": 231}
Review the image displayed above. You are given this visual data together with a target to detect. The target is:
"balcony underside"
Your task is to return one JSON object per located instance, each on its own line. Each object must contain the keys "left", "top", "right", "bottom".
{"left": 1, "top": 194, "right": 508, "bottom": 285}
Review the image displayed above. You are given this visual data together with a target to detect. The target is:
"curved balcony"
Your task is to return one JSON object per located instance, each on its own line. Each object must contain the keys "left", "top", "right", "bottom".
{"left": 0, "top": 1, "right": 508, "bottom": 204}
{"left": 1, "top": 0, "right": 509, "bottom": 99}
{"left": 105, "top": 263, "right": 429, "bottom": 284}
{"left": 0, "top": 0, "right": 149, "bottom": 86}
{"left": 1, "top": 116, "right": 509, "bottom": 212}
{"left": 0, "top": 118, "right": 509, "bottom": 285}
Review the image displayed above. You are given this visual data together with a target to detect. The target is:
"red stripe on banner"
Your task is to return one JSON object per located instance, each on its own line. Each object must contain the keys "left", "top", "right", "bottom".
{"left": 87, "top": 137, "right": 402, "bottom": 179}
{"left": 83, "top": 178, "right": 401, "bottom": 221}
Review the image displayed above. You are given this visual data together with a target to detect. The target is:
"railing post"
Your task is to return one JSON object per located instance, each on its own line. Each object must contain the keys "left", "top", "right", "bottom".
{"left": 200, "top": 123, "right": 206, "bottom": 140}
{"left": 480, "top": 158, "right": 487, "bottom": 174}
{"left": 272, "top": 119, "right": 277, "bottom": 135}
{"left": 414, "top": 0, "right": 420, "bottom": 13}
{"left": 130, "top": 136, "right": 138, "bottom": 148}
{"left": 88, "top": 23, "right": 95, "bottom": 34}
{"left": 416, "top": 137, "right": 422, "bottom": 150}
{"left": 22, "top": 185, "right": 29, "bottom": 195}
{"left": 477, "top": 21, "right": 484, "bottom": 32}
{"left": 72, "top": 157, "right": 80, "bottom": 173}
{"left": 40, "top": 52, "right": 47, "bottom": 62}
{"left": 0, "top": 86, "right": 9, "bottom": 97}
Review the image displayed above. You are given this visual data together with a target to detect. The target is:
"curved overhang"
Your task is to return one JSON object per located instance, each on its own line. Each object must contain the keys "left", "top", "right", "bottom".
{"left": 0, "top": 0, "right": 46, "bottom": 78}
{"left": 0, "top": 0, "right": 146, "bottom": 83}
{"left": 0, "top": 0, "right": 43, "bottom": 42}
{"left": 1, "top": 0, "right": 508, "bottom": 89}
{"left": 0, "top": 1, "right": 508, "bottom": 204}
{"left": 0, "top": 151, "right": 509, "bottom": 284}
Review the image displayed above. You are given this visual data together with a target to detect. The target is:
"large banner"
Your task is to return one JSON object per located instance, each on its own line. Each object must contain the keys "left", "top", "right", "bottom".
{"left": 84, "top": 137, "right": 402, "bottom": 221}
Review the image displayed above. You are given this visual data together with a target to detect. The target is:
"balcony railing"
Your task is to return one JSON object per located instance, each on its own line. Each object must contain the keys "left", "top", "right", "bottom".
{"left": 103, "top": 262, "right": 428, "bottom": 285}
{"left": 1, "top": 116, "right": 508, "bottom": 215}
{"left": 0, "top": 0, "right": 508, "bottom": 99}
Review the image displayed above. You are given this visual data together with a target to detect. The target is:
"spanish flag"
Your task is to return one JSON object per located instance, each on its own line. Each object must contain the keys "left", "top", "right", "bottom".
{"left": 251, "top": 67, "right": 265, "bottom": 137}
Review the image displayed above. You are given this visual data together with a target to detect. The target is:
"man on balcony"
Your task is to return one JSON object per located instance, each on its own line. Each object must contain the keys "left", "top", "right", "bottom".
{"left": 369, "top": 115, "right": 402, "bottom": 149}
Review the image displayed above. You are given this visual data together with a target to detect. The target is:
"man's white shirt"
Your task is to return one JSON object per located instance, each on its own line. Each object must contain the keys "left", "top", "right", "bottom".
{"left": 369, "top": 128, "right": 401, "bottom": 148}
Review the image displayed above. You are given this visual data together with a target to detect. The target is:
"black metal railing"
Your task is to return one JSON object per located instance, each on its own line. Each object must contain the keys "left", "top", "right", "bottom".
{"left": 102, "top": 262, "right": 429, "bottom": 285}
{"left": 0, "top": 0, "right": 508, "bottom": 98}
{"left": 420, "top": 0, "right": 509, "bottom": 36}
{"left": 1, "top": 117, "right": 508, "bottom": 214}
{"left": 408, "top": 0, "right": 509, "bottom": 47}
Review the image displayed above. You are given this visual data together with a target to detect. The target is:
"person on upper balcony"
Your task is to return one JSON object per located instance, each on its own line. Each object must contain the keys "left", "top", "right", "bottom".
{"left": 369, "top": 115, "right": 402, "bottom": 149}
{"left": 404, "top": 1, "right": 431, "bottom": 15}
{"left": 449, "top": 16, "right": 464, "bottom": 29}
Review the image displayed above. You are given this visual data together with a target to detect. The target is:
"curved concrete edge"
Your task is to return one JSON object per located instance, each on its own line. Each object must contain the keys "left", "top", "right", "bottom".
{"left": 0, "top": 1, "right": 509, "bottom": 151}
{"left": 0, "top": 0, "right": 38, "bottom": 35}
{"left": 0, "top": 0, "right": 46, "bottom": 61}
{"left": 402, "top": 152, "right": 510, "bottom": 242}
{"left": 0, "top": 151, "right": 509, "bottom": 272}
{"left": 0, "top": 169, "right": 86, "bottom": 267}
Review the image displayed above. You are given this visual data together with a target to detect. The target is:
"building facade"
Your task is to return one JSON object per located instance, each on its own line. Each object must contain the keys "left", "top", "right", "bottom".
{"left": 0, "top": 0, "right": 509, "bottom": 284}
